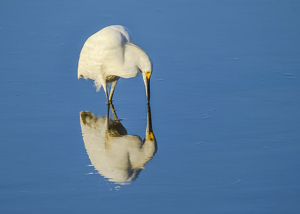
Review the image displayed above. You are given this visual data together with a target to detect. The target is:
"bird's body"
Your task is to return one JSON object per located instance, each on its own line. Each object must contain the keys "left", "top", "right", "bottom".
{"left": 78, "top": 25, "right": 152, "bottom": 103}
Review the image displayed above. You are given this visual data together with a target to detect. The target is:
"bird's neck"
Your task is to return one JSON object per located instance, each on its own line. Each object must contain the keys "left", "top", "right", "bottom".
{"left": 106, "top": 43, "right": 149, "bottom": 79}
{"left": 122, "top": 43, "right": 150, "bottom": 77}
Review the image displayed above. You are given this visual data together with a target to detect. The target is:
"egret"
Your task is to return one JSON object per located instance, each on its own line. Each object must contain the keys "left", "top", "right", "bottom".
{"left": 78, "top": 25, "right": 152, "bottom": 103}
{"left": 79, "top": 103, "right": 156, "bottom": 185}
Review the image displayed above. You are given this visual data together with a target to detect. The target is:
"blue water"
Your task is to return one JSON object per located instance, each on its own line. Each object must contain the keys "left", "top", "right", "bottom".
{"left": 1, "top": 0, "right": 300, "bottom": 213}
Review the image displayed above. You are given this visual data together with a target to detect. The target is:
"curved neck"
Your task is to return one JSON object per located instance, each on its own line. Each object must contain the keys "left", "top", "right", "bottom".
{"left": 123, "top": 43, "right": 150, "bottom": 76}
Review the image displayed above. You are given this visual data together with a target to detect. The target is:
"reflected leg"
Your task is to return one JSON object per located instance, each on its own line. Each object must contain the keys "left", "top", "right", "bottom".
{"left": 106, "top": 102, "right": 110, "bottom": 129}
{"left": 109, "top": 103, "right": 118, "bottom": 121}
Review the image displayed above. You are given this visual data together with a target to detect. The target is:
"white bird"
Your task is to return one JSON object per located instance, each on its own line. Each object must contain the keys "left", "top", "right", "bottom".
{"left": 78, "top": 25, "right": 152, "bottom": 103}
{"left": 79, "top": 104, "right": 156, "bottom": 185}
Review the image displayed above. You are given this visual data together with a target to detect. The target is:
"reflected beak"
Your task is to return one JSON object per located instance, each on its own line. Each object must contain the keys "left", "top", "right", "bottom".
{"left": 146, "top": 103, "right": 155, "bottom": 143}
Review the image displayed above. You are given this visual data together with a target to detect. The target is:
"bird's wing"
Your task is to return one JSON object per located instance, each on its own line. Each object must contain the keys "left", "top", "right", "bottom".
{"left": 78, "top": 33, "right": 107, "bottom": 79}
{"left": 78, "top": 26, "right": 131, "bottom": 78}
{"left": 78, "top": 25, "right": 135, "bottom": 90}
{"left": 109, "top": 25, "right": 133, "bottom": 43}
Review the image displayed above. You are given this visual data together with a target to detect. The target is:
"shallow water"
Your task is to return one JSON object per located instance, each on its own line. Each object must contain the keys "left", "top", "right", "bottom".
{"left": 1, "top": 1, "right": 300, "bottom": 213}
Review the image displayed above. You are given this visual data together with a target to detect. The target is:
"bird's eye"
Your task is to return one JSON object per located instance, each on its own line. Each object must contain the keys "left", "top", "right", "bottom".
{"left": 145, "top": 71, "right": 151, "bottom": 79}
{"left": 148, "top": 132, "right": 154, "bottom": 142}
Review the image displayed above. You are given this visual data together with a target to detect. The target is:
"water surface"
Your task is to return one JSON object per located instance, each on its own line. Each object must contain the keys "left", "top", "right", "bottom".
{"left": 1, "top": 1, "right": 300, "bottom": 213}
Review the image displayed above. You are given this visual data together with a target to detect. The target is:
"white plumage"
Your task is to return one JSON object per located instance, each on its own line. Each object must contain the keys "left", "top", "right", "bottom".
{"left": 78, "top": 25, "right": 152, "bottom": 103}
{"left": 79, "top": 104, "right": 156, "bottom": 185}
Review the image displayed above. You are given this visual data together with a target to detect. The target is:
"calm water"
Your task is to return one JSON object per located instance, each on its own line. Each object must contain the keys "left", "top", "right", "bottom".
{"left": 1, "top": 1, "right": 300, "bottom": 213}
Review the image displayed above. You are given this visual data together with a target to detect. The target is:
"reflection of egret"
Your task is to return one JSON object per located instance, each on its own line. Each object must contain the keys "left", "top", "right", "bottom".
{"left": 78, "top": 25, "right": 152, "bottom": 103}
{"left": 79, "top": 104, "right": 156, "bottom": 185}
